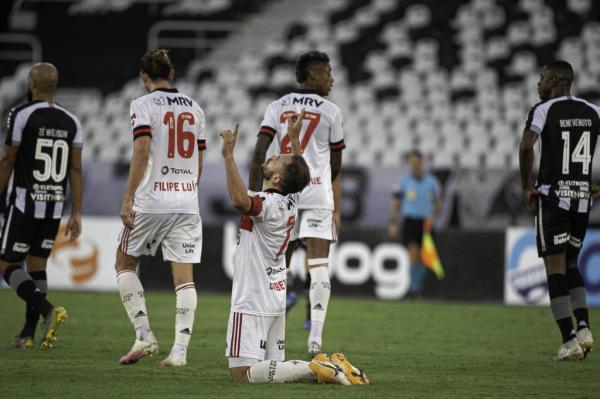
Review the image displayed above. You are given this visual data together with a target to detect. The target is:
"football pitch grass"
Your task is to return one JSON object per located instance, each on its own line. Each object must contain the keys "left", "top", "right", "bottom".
{"left": 0, "top": 290, "right": 599, "bottom": 398}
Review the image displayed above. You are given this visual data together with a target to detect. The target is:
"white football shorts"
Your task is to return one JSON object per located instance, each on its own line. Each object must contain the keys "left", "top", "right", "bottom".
{"left": 290, "top": 209, "right": 337, "bottom": 242}
{"left": 225, "top": 311, "right": 285, "bottom": 367}
{"left": 118, "top": 212, "right": 202, "bottom": 264}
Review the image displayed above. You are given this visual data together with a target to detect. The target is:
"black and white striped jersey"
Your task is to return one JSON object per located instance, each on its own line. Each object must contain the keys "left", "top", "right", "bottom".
{"left": 524, "top": 96, "right": 600, "bottom": 213}
{"left": 3, "top": 101, "right": 82, "bottom": 219}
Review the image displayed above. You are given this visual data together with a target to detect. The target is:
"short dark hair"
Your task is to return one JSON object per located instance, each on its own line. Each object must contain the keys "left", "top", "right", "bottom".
{"left": 545, "top": 60, "right": 574, "bottom": 85}
{"left": 295, "top": 51, "right": 330, "bottom": 84}
{"left": 405, "top": 149, "right": 423, "bottom": 160}
{"left": 281, "top": 155, "right": 311, "bottom": 194}
{"left": 139, "top": 49, "right": 173, "bottom": 81}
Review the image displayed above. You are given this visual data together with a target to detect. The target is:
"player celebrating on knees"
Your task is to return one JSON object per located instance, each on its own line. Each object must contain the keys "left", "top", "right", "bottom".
{"left": 249, "top": 51, "right": 345, "bottom": 356}
{"left": 519, "top": 61, "right": 597, "bottom": 360}
{"left": 0, "top": 63, "right": 81, "bottom": 349}
{"left": 222, "top": 111, "right": 366, "bottom": 384}
{"left": 115, "top": 49, "right": 206, "bottom": 367}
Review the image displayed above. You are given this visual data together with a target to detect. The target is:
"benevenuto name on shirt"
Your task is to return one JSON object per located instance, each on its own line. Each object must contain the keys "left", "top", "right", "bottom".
{"left": 559, "top": 119, "right": 592, "bottom": 128}
{"left": 554, "top": 189, "right": 590, "bottom": 199}
{"left": 153, "top": 181, "right": 198, "bottom": 192}
{"left": 30, "top": 193, "right": 65, "bottom": 201}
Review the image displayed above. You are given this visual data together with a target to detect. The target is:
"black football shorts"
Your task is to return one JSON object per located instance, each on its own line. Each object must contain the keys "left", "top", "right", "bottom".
{"left": 535, "top": 196, "right": 589, "bottom": 257}
{"left": 402, "top": 217, "right": 425, "bottom": 246}
{"left": 0, "top": 205, "right": 61, "bottom": 263}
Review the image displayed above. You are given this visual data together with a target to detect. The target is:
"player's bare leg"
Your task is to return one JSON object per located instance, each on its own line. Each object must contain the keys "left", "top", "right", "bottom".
{"left": 305, "top": 237, "right": 331, "bottom": 356}
{"left": 156, "top": 262, "right": 196, "bottom": 368}
{"left": 115, "top": 249, "right": 158, "bottom": 365}
{"left": 544, "top": 253, "right": 583, "bottom": 360}
{"left": 1, "top": 260, "right": 66, "bottom": 349}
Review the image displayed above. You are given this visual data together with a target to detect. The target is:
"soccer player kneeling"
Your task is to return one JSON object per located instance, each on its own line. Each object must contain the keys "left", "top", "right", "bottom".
{"left": 220, "top": 110, "right": 368, "bottom": 384}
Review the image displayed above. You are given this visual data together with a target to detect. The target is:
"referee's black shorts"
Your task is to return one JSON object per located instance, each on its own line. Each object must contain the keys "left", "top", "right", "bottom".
{"left": 535, "top": 196, "right": 588, "bottom": 258}
{"left": 402, "top": 217, "right": 425, "bottom": 246}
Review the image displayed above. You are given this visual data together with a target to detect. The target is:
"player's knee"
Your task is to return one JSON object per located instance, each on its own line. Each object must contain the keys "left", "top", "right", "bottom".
{"left": 115, "top": 249, "right": 137, "bottom": 272}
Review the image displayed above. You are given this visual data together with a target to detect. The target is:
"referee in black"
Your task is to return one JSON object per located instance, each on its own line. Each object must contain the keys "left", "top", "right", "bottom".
{"left": 519, "top": 61, "right": 598, "bottom": 360}
{"left": 0, "top": 63, "right": 83, "bottom": 349}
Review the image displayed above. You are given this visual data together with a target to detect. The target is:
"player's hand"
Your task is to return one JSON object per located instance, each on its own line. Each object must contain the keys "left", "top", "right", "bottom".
{"left": 285, "top": 108, "right": 304, "bottom": 142}
{"left": 387, "top": 223, "right": 399, "bottom": 239}
{"left": 220, "top": 124, "right": 239, "bottom": 157}
{"left": 120, "top": 197, "right": 135, "bottom": 230}
{"left": 522, "top": 186, "right": 539, "bottom": 210}
{"left": 592, "top": 183, "right": 600, "bottom": 200}
{"left": 66, "top": 213, "right": 81, "bottom": 241}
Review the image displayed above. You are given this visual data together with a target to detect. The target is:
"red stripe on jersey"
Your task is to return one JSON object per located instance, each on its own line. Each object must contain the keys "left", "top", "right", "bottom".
{"left": 259, "top": 126, "right": 276, "bottom": 138}
{"left": 240, "top": 215, "right": 254, "bottom": 232}
{"left": 329, "top": 140, "right": 346, "bottom": 150}
{"left": 245, "top": 195, "right": 263, "bottom": 216}
{"left": 197, "top": 140, "right": 207, "bottom": 150}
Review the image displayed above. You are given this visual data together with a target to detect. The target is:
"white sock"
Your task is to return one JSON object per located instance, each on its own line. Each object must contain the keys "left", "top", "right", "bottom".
{"left": 248, "top": 360, "right": 314, "bottom": 383}
{"left": 117, "top": 270, "right": 150, "bottom": 340}
{"left": 308, "top": 260, "right": 330, "bottom": 346}
{"left": 174, "top": 282, "right": 197, "bottom": 352}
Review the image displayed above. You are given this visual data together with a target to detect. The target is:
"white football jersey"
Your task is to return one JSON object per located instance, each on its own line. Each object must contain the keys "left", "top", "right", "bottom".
{"left": 129, "top": 88, "right": 206, "bottom": 214}
{"left": 260, "top": 90, "right": 345, "bottom": 210}
{"left": 230, "top": 191, "right": 299, "bottom": 316}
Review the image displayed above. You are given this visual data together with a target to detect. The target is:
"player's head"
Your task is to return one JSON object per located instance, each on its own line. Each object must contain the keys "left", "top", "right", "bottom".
{"left": 139, "top": 49, "right": 174, "bottom": 91}
{"left": 538, "top": 61, "right": 574, "bottom": 101}
{"left": 406, "top": 149, "right": 424, "bottom": 177}
{"left": 27, "top": 63, "right": 58, "bottom": 101}
{"left": 295, "top": 51, "right": 333, "bottom": 96}
{"left": 262, "top": 154, "right": 310, "bottom": 194}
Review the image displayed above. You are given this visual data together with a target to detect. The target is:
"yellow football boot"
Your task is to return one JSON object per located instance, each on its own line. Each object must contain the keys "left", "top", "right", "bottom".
{"left": 330, "top": 353, "right": 370, "bottom": 384}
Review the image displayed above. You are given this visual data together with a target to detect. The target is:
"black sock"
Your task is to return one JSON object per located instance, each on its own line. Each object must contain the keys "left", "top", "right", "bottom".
{"left": 565, "top": 267, "right": 590, "bottom": 330}
{"left": 5, "top": 266, "right": 52, "bottom": 318}
{"left": 547, "top": 273, "right": 576, "bottom": 343}
{"left": 20, "top": 271, "right": 47, "bottom": 338}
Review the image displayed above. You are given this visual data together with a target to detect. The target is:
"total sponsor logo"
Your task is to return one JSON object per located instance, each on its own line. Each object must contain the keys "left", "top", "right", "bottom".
{"left": 160, "top": 166, "right": 194, "bottom": 176}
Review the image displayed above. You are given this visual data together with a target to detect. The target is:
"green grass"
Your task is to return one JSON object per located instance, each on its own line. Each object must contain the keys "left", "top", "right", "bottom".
{"left": 0, "top": 290, "right": 599, "bottom": 398}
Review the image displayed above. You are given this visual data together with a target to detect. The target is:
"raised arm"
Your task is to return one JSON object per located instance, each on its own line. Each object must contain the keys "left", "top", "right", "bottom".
{"left": 66, "top": 148, "right": 83, "bottom": 240}
{"left": 221, "top": 124, "right": 253, "bottom": 213}
{"left": 121, "top": 136, "right": 151, "bottom": 229}
{"left": 249, "top": 134, "right": 273, "bottom": 192}
{"left": 519, "top": 130, "right": 539, "bottom": 209}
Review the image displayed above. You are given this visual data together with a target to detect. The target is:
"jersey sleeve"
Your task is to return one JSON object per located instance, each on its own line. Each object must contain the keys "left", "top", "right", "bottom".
{"left": 130, "top": 99, "right": 152, "bottom": 140}
{"left": 393, "top": 178, "right": 405, "bottom": 198}
{"left": 329, "top": 110, "right": 346, "bottom": 150}
{"left": 72, "top": 115, "right": 83, "bottom": 149}
{"left": 258, "top": 102, "right": 278, "bottom": 139}
{"left": 523, "top": 103, "right": 547, "bottom": 135}
{"left": 248, "top": 194, "right": 278, "bottom": 222}
{"left": 4, "top": 107, "right": 25, "bottom": 146}
{"left": 196, "top": 106, "right": 207, "bottom": 151}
